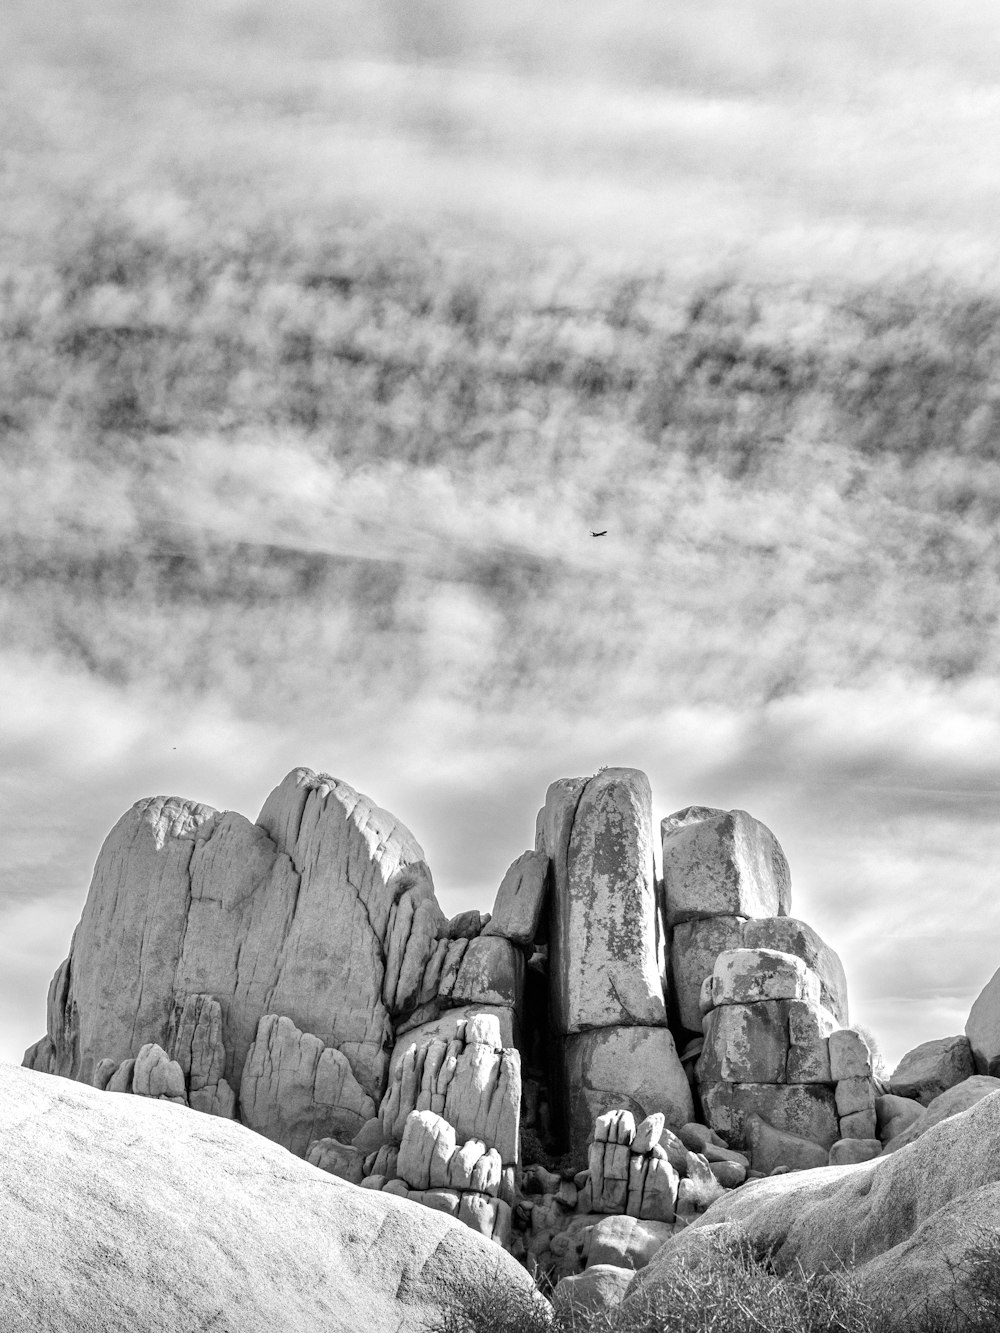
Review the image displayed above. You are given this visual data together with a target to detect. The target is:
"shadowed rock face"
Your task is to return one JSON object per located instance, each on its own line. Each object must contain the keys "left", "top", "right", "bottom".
{"left": 25, "top": 769, "right": 443, "bottom": 1117}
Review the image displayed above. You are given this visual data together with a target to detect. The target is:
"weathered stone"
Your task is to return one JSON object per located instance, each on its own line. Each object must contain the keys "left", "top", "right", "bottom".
{"left": 746, "top": 1114, "right": 829, "bottom": 1174}
{"left": 553, "top": 1265, "right": 632, "bottom": 1322}
{"left": 106, "top": 1058, "right": 135, "bottom": 1094}
{"left": 542, "top": 769, "right": 666, "bottom": 1035}
{"left": 167, "top": 993, "right": 236, "bottom": 1117}
{"left": 2, "top": 1063, "right": 541, "bottom": 1332}
{"left": 677, "top": 1123, "right": 728, "bottom": 1153}
{"left": 882, "top": 1076, "right": 1000, "bottom": 1154}
{"left": 888, "top": 1036, "right": 975, "bottom": 1106}
{"left": 586, "top": 1216, "right": 675, "bottom": 1270}
{"left": 828, "top": 1138, "right": 882, "bottom": 1166}
{"left": 132, "top": 1043, "right": 187, "bottom": 1103}
{"left": 701, "top": 1080, "right": 838, "bottom": 1150}
{"left": 23, "top": 771, "right": 446, "bottom": 1138}
{"left": 838, "top": 1109, "right": 878, "bottom": 1139}
{"left": 91, "top": 1058, "right": 117, "bottom": 1091}
{"left": 637, "top": 1158, "right": 679, "bottom": 1222}
{"left": 379, "top": 1020, "right": 520, "bottom": 1167}
{"left": 630, "top": 1088, "right": 1000, "bottom": 1333}
{"left": 711, "top": 950, "right": 820, "bottom": 1009}
{"left": 306, "top": 1137, "right": 366, "bottom": 1183}
{"left": 632, "top": 1113, "right": 665, "bottom": 1155}
{"left": 709, "top": 1160, "right": 747, "bottom": 1187}
{"left": 564, "top": 1026, "right": 693, "bottom": 1150}
{"left": 445, "top": 911, "right": 488, "bottom": 940}
{"left": 483, "top": 851, "right": 549, "bottom": 945}
{"left": 699, "top": 1001, "right": 789, "bottom": 1085}
{"left": 876, "top": 1094, "right": 925, "bottom": 1146}
{"left": 741, "top": 918, "right": 848, "bottom": 1025}
{"left": 389, "top": 1006, "right": 515, "bottom": 1073}
{"left": 965, "top": 966, "right": 1000, "bottom": 1076}
{"left": 442, "top": 936, "right": 524, "bottom": 1010}
{"left": 829, "top": 1030, "right": 872, "bottom": 1081}
{"left": 240, "top": 1014, "right": 377, "bottom": 1155}
{"left": 661, "top": 807, "right": 791, "bottom": 927}
{"left": 669, "top": 916, "right": 745, "bottom": 1033}
{"left": 835, "top": 1076, "right": 876, "bottom": 1119}
{"left": 785, "top": 1001, "right": 835, "bottom": 1084}
{"left": 397, "top": 1111, "right": 457, "bottom": 1191}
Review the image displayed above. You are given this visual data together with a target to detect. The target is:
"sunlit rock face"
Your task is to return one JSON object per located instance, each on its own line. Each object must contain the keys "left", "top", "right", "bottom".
{"left": 23, "top": 757, "right": 887, "bottom": 1264}
{"left": 542, "top": 767, "right": 667, "bottom": 1034}
{"left": 25, "top": 769, "right": 445, "bottom": 1138}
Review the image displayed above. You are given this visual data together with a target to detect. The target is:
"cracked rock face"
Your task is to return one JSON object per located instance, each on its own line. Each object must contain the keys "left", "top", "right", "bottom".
{"left": 543, "top": 769, "right": 667, "bottom": 1036}
{"left": 24, "top": 769, "right": 445, "bottom": 1144}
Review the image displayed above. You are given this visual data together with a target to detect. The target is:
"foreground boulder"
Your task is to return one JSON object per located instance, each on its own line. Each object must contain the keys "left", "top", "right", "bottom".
{"left": 0, "top": 1063, "right": 539, "bottom": 1333}
{"left": 626, "top": 1089, "right": 1000, "bottom": 1330}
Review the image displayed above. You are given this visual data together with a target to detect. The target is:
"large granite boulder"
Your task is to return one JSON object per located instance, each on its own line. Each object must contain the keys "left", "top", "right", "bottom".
{"left": 625, "top": 1088, "right": 1000, "bottom": 1332}
{"left": 0, "top": 1063, "right": 539, "bottom": 1333}
{"left": 541, "top": 769, "right": 666, "bottom": 1035}
{"left": 966, "top": 967, "right": 1000, "bottom": 1075}
{"left": 563, "top": 1026, "right": 693, "bottom": 1148}
{"left": 661, "top": 807, "right": 791, "bottom": 927}
{"left": 881, "top": 1075, "right": 1000, "bottom": 1154}
{"left": 888, "top": 1035, "right": 974, "bottom": 1105}
{"left": 24, "top": 770, "right": 451, "bottom": 1149}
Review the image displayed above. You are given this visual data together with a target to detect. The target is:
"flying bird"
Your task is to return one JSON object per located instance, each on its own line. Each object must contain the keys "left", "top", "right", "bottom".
{"left": 591, "top": 529, "right": 607, "bottom": 537}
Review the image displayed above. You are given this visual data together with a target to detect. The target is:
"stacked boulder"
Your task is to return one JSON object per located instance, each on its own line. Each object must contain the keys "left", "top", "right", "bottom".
{"left": 24, "top": 761, "right": 900, "bottom": 1256}
{"left": 345, "top": 1012, "right": 520, "bottom": 1246}
{"left": 539, "top": 770, "right": 692, "bottom": 1148}
{"left": 515, "top": 1109, "right": 749, "bottom": 1281}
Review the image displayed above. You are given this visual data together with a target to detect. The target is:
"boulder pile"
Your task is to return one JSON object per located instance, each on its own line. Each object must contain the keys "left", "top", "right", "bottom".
{"left": 22, "top": 761, "right": 1000, "bottom": 1293}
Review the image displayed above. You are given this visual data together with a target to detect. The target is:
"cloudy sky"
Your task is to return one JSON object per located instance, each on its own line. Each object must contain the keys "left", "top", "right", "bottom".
{"left": 3, "top": 0, "right": 1000, "bottom": 1074}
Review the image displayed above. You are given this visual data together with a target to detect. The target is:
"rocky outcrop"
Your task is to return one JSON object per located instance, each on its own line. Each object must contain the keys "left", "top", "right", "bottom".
{"left": 25, "top": 769, "right": 451, "bottom": 1148}
{"left": 0, "top": 1063, "right": 540, "bottom": 1333}
{"left": 966, "top": 968, "right": 1000, "bottom": 1075}
{"left": 626, "top": 1088, "right": 1000, "bottom": 1332}
{"left": 881, "top": 1074, "right": 1000, "bottom": 1154}
{"left": 24, "top": 758, "right": 886, "bottom": 1263}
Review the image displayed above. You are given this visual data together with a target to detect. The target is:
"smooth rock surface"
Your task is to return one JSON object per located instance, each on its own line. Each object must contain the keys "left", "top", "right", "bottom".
{"left": 586, "top": 1216, "right": 675, "bottom": 1270}
{"left": 882, "top": 1075, "right": 1000, "bottom": 1154}
{"left": 553, "top": 1265, "right": 632, "bottom": 1320}
{"left": 888, "top": 1035, "right": 974, "bottom": 1105}
{"left": 543, "top": 769, "right": 666, "bottom": 1035}
{"left": 0, "top": 1063, "right": 538, "bottom": 1333}
{"left": 564, "top": 1025, "right": 693, "bottom": 1149}
{"left": 965, "top": 965, "right": 1000, "bottom": 1075}
{"left": 661, "top": 807, "right": 791, "bottom": 926}
{"left": 875, "top": 1093, "right": 924, "bottom": 1146}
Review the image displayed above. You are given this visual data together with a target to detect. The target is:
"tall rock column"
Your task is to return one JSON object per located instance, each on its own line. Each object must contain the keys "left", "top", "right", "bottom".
{"left": 541, "top": 769, "right": 692, "bottom": 1151}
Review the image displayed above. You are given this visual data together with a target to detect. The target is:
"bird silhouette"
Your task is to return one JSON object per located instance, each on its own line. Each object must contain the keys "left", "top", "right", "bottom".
{"left": 591, "top": 529, "right": 607, "bottom": 537}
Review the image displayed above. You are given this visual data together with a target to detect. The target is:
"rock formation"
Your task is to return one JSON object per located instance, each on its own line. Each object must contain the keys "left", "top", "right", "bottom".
{"left": 28, "top": 757, "right": 1000, "bottom": 1289}
{"left": 625, "top": 1086, "right": 1000, "bottom": 1332}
